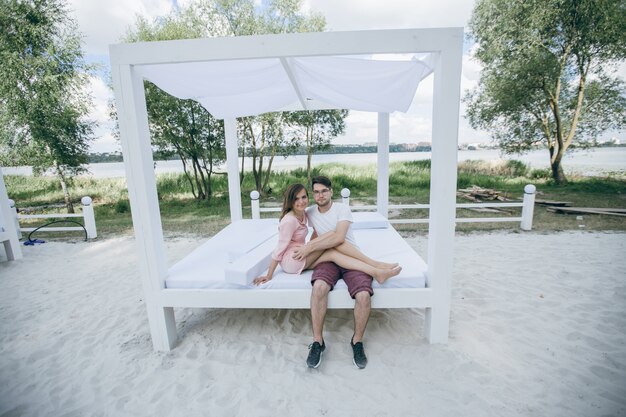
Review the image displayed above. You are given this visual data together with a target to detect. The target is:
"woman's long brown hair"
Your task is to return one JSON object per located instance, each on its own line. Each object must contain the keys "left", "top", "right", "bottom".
{"left": 280, "top": 183, "right": 307, "bottom": 220}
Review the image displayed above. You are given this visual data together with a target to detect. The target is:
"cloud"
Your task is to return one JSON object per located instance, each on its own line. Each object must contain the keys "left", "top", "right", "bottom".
{"left": 67, "top": 0, "right": 174, "bottom": 55}
{"left": 86, "top": 76, "right": 113, "bottom": 124}
{"left": 83, "top": 76, "right": 118, "bottom": 153}
{"left": 303, "top": 0, "right": 473, "bottom": 31}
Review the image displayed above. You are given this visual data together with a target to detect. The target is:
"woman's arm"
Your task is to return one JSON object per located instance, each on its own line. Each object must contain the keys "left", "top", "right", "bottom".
{"left": 254, "top": 216, "right": 297, "bottom": 285}
{"left": 253, "top": 259, "right": 279, "bottom": 285}
{"left": 271, "top": 216, "right": 298, "bottom": 262}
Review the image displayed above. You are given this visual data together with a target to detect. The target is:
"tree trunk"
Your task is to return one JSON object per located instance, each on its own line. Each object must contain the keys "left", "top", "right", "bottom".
{"left": 55, "top": 164, "right": 75, "bottom": 213}
{"left": 240, "top": 141, "right": 246, "bottom": 185}
{"left": 262, "top": 147, "right": 276, "bottom": 193}
{"left": 306, "top": 126, "right": 313, "bottom": 184}
{"left": 551, "top": 160, "right": 567, "bottom": 185}
{"left": 180, "top": 155, "right": 198, "bottom": 199}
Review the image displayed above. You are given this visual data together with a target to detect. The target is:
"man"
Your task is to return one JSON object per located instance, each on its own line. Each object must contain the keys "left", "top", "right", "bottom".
{"left": 292, "top": 175, "right": 371, "bottom": 369}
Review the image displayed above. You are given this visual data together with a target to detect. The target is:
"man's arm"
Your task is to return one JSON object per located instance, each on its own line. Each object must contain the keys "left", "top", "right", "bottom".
{"left": 292, "top": 221, "right": 350, "bottom": 261}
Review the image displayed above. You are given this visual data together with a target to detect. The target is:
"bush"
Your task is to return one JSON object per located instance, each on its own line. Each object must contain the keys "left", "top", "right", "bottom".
{"left": 458, "top": 159, "right": 529, "bottom": 177}
{"left": 505, "top": 160, "right": 530, "bottom": 177}
{"left": 115, "top": 199, "right": 130, "bottom": 213}
{"left": 530, "top": 168, "right": 551, "bottom": 179}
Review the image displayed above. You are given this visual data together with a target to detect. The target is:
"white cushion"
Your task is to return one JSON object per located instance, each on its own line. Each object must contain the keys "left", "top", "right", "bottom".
{"left": 351, "top": 211, "right": 389, "bottom": 229}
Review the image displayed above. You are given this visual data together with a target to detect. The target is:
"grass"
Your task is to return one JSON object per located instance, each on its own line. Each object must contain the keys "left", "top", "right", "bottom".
{"left": 5, "top": 159, "right": 626, "bottom": 240}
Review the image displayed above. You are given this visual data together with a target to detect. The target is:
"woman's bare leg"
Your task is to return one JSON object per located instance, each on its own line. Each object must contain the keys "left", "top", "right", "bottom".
{"left": 333, "top": 241, "right": 398, "bottom": 270}
{"left": 311, "top": 249, "right": 401, "bottom": 284}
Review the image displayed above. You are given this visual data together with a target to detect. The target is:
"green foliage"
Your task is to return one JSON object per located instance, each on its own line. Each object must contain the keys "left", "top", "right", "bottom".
{"left": 285, "top": 109, "right": 349, "bottom": 181}
{"left": 529, "top": 168, "right": 552, "bottom": 180}
{"left": 6, "top": 158, "right": 626, "bottom": 235}
{"left": 123, "top": 11, "right": 226, "bottom": 202}
{"left": 466, "top": 0, "right": 626, "bottom": 184}
{"left": 114, "top": 199, "right": 130, "bottom": 213}
{"left": 0, "top": 0, "right": 94, "bottom": 211}
{"left": 458, "top": 159, "right": 529, "bottom": 177}
{"left": 239, "top": 112, "right": 291, "bottom": 194}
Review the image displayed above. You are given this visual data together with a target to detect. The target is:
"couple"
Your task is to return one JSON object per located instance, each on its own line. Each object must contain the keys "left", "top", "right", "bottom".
{"left": 253, "top": 176, "right": 401, "bottom": 369}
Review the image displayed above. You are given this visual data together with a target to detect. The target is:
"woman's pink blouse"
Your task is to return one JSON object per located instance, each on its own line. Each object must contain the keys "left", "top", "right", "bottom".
{"left": 271, "top": 213, "right": 308, "bottom": 262}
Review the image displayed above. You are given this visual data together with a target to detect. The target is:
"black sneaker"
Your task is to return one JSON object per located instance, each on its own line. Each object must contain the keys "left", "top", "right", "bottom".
{"left": 350, "top": 339, "right": 368, "bottom": 369}
{"left": 306, "top": 341, "right": 325, "bottom": 368}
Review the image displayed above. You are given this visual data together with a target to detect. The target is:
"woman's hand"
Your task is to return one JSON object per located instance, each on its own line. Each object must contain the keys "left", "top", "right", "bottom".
{"left": 253, "top": 275, "right": 272, "bottom": 285}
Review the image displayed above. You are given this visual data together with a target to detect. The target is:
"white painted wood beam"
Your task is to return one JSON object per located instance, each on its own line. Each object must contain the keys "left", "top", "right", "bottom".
{"left": 377, "top": 113, "right": 390, "bottom": 217}
{"left": 110, "top": 28, "right": 461, "bottom": 66}
{"left": 279, "top": 57, "right": 308, "bottom": 110}
{"left": 224, "top": 118, "right": 243, "bottom": 221}
{"left": 111, "top": 63, "right": 177, "bottom": 351}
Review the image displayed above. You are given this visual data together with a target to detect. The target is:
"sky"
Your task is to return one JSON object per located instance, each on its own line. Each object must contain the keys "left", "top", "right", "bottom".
{"left": 65, "top": 0, "right": 623, "bottom": 153}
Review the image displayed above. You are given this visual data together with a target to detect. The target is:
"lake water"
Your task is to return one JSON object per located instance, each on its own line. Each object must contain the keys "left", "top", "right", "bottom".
{"left": 3, "top": 147, "right": 625, "bottom": 178}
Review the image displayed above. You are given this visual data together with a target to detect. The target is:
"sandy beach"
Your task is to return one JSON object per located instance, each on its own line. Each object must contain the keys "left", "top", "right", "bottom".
{"left": 1, "top": 231, "right": 625, "bottom": 417}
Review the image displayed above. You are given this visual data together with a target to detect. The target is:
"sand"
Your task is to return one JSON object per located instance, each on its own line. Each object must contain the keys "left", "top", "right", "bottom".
{"left": 1, "top": 231, "right": 625, "bottom": 417}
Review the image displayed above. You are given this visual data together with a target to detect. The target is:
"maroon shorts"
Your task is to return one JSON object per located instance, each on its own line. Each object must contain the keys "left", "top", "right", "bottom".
{"left": 311, "top": 262, "right": 373, "bottom": 299}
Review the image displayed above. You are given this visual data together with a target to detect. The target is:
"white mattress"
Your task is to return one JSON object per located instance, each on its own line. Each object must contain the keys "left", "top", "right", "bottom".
{"left": 165, "top": 214, "right": 427, "bottom": 290}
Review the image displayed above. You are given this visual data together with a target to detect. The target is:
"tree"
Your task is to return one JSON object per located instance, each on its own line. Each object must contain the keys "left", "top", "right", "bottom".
{"left": 123, "top": 12, "right": 226, "bottom": 201}
{"left": 146, "top": 86, "right": 226, "bottom": 201}
{"left": 465, "top": 0, "right": 626, "bottom": 184}
{"left": 286, "top": 110, "right": 349, "bottom": 182}
{"left": 0, "top": 0, "right": 93, "bottom": 212}
{"left": 239, "top": 113, "right": 293, "bottom": 193}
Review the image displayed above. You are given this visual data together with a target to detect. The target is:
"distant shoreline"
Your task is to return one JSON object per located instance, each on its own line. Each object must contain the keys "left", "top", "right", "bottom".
{"left": 3, "top": 147, "right": 625, "bottom": 178}
{"left": 85, "top": 143, "right": 626, "bottom": 163}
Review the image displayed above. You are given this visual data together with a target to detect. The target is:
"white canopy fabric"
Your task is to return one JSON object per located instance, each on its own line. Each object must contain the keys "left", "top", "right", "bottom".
{"left": 137, "top": 55, "right": 435, "bottom": 119}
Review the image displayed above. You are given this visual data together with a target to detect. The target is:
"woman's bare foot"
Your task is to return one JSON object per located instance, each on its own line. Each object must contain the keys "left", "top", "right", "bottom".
{"left": 375, "top": 261, "right": 399, "bottom": 269}
{"left": 373, "top": 265, "right": 402, "bottom": 284}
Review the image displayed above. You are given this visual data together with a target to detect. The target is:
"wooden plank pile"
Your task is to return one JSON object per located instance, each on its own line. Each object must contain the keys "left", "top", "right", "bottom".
{"left": 456, "top": 186, "right": 518, "bottom": 213}
{"left": 533, "top": 197, "right": 625, "bottom": 217}
{"left": 457, "top": 186, "right": 518, "bottom": 203}
{"left": 546, "top": 206, "right": 626, "bottom": 217}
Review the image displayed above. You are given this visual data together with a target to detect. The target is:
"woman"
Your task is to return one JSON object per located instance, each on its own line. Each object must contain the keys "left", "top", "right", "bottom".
{"left": 253, "top": 183, "right": 401, "bottom": 285}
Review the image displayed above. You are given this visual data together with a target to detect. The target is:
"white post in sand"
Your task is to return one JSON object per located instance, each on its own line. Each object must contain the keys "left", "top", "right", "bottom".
{"left": 250, "top": 191, "right": 260, "bottom": 219}
{"left": 520, "top": 184, "right": 536, "bottom": 231}
{"left": 8, "top": 199, "right": 21, "bottom": 239}
{"left": 425, "top": 32, "right": 463, "bottom": 344}
{"left": 225, "top": 118, "right": 242, "bottom": 222}
{"left": 111, "top": 63, "right": 177, "bottom": 351}
{"left": 0, "top": 168, "right": 23, "bottom": 260}
{"left": 377, "top": 112, "right": 390, "bottom": 218}
{"left": 81, "top": 196, "right": 97, "bottom": 239}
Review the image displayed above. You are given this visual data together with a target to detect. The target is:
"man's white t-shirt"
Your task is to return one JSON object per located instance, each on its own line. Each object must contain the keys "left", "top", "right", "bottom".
{"left": 306, "top": 202, "right": 357, "bottom": 246}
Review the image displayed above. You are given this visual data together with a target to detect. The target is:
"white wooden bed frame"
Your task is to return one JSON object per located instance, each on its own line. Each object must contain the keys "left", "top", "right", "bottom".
{"left": 110, "top": 28, "right": 463, "bottom": 351}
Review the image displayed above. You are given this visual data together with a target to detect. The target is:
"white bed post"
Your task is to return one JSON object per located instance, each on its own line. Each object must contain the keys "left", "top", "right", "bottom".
{"left": 424, "top": 32, "right": 463, "bottom": 343}
{"left": 111, "top": 63, "right": 177, "bottom": 351}
{"left": 377, "top": 112, "right": 390, "bottom": 218}
{"left": 0, "top": 167, "right": 22, "bottom": 261}
{"left": 224, "top": 118, "right": 243, "bottom": 222}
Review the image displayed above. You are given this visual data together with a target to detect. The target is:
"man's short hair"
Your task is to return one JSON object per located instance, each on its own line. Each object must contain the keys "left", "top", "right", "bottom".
{"left": 311, "top": 175, "right": 332, "bottom": 189}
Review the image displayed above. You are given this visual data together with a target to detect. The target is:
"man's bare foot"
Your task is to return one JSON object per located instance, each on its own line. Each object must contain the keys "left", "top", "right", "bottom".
{"left": 373, "top": 265, "right": 402, "bottom": 284}
{"left": 375, "top": 261, "right": 399, "bottom": 269}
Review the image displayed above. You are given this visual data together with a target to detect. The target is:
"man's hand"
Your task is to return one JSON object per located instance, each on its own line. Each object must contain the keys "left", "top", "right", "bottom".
{"left": 291, "top": 244, "right": 309, "bottom": 261}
